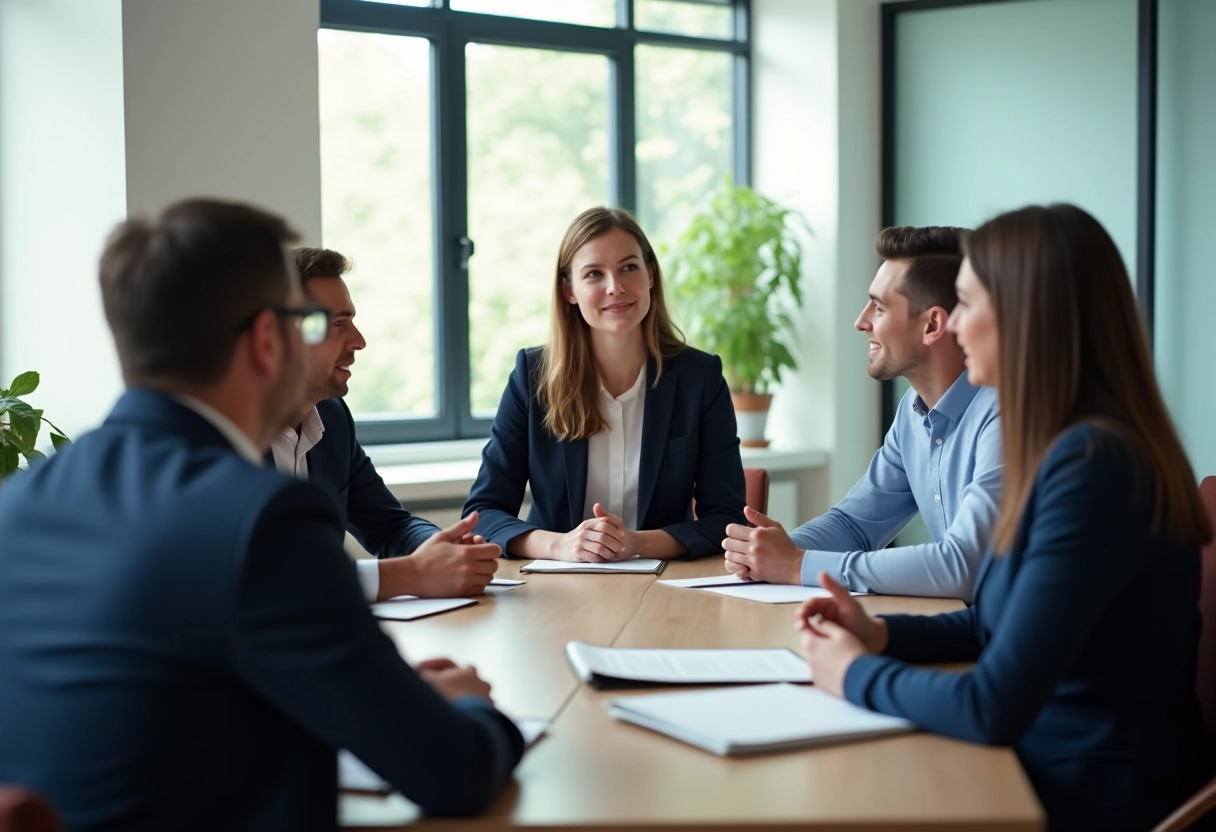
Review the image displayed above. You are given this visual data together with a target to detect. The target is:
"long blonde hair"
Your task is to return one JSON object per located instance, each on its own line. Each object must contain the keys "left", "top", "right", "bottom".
{"left": 537, "top": 207, "right": 684, "bottom": 441}
{"left": 966, "top": 204, "right": 1211, "bottom": 553}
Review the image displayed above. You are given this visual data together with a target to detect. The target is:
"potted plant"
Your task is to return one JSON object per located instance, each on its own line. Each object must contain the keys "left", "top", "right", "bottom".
{"left": 0, "top": 371, "right": 70, "bottom": 479}
{"left": 667, "top": 177, "right": 808, "bottom": 447}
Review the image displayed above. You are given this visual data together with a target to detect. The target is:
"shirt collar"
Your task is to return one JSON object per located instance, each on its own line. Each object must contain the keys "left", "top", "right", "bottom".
{"left": 599, "top": 365, "right": 647, "bottom": 403}
{"left": 171, "top": 394, "right": 263, "bottom": 465}
{"left": 912, "top": 371, "right": 981, "bottom": 421}
{"left": 281, "top": 406, "right": 325, "bottom": 447}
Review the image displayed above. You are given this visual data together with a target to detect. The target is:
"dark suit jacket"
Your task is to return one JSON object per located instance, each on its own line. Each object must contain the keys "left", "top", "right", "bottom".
{"left": 464, "top": 346, "right": 746, "bottom": 558}
{"left": 845, "top": 424, "right": 1215, "bottom": 832}
{"left": 0, "top": 390, "right": 523, "bottom": 832}
{"left": 310, "top": 397, "right": 440, "bottom": 558}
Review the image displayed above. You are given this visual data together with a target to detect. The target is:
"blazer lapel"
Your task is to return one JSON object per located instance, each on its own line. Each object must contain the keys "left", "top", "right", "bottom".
{"left": 637, "top": 356, "right": 674, "bottom": 527}
{"left": 563, "top": 437, "right": 589, "bottom": 525}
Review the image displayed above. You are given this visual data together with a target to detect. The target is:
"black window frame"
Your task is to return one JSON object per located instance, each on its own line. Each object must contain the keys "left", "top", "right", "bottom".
{"left": 319, "top": 0, "right": 753, "bottom": 444}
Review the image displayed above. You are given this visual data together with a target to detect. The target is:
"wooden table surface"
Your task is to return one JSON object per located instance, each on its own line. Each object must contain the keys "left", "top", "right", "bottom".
{"left": 342, "top": 558, "right": 1044, "bottom": 831}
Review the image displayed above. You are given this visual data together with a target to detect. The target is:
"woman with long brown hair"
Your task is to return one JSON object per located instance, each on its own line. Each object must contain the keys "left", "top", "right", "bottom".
{"left": 796, "top": 204, "right": 1214, "bottom": 830}
{"left": 465, "top": 207, "right": 746, "bottom": 561}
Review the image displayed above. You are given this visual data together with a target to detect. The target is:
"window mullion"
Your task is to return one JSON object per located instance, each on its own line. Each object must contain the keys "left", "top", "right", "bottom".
{"left": 612, "top": 38, "right": 638, "bottom": 213}
{"left": 433, "top": 24, "right": 473, "bottom": 438}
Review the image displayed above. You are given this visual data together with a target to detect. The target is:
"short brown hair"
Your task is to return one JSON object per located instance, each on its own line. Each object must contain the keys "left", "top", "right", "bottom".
{"left": 99, "top": 198, "right": 299, "bottom": 386}
{"left": 292, "top": 247, "right": 350, "bottom": 286}
{"left": 538, "top": 207, "right": 684, "bottom": 441}
{"left": 875, "top": 225, "right": 967, "bottom": 315}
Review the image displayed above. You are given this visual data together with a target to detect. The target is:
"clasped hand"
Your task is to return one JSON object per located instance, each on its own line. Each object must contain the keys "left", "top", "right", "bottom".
{"left": 721, "top": 505, "right": 803, "bottom": 584}
{"left": 795, "top": 572, "right": 889, "bottom": 697}
{"left": 550, "top": 503, "right": 633, "bottom": 562}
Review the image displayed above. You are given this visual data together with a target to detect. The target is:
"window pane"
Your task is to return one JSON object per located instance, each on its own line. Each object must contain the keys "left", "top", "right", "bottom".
{"left": 466, "top": 44, "right": 610, "bottom": 414}
{"left": 318, "top": 30, "right": 436, "bottom": 418}
{"left": 451, "top": 0, "right": 614, "bottom": 27}
{"left": 635, "top": 0, "right": 733, "bottom": 39}
{"left": 635, "top": 45, "right": 732, "bottom": 245}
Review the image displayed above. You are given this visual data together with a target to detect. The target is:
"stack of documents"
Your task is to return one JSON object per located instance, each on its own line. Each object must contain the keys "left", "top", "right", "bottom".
{"left": 660, "top": 574, "right": 865, "bottom": 604}
{"left": 608, "top": 683, "right": 914, "bottom": 755}
{"left": 564, "top": 640, "right": 810, "bottom": 688}
{"left": 521, "top": 558, "right": 665, "bottom": 574}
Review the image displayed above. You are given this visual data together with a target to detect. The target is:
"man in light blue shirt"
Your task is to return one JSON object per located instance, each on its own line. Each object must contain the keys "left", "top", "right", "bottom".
{"left": 723, "top": 226, "right": 1001, "bottom": 601}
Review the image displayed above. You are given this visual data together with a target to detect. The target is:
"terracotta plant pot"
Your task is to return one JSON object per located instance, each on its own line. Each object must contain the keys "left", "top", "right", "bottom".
{"left": 731, "top": 392, "right": 773, "bottom": 448}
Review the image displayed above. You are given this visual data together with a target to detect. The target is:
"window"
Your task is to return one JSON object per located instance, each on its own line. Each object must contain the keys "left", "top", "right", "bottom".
{"left": 319, "top": 0, "right": 750, "bottom": 443}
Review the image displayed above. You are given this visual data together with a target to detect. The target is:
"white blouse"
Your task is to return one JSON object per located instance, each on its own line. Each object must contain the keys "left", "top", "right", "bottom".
{"left": 582, "top": 366, "right": 647, "bottom": 530}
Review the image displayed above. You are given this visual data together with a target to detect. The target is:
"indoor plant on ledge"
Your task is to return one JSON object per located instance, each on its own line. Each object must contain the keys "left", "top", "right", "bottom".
{"left": 668, "top": 177, "right": 808, "bottom": 447}
{"left": 0, "top": 371, "right": 70, "bottom": 480}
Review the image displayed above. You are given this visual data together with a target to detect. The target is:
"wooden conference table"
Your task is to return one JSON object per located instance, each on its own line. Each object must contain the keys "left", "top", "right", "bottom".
{"left": 341, "top": 558, "right": 1044, "bottom": 831}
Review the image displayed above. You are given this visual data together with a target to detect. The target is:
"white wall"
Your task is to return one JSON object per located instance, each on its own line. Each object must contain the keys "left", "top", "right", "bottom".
{"left": 0, "top": 0, "right": 127, "bottom": 440}
{"left": 755, "top": 0, "right": 885, "bottom": 505}
{"left": 0, "top": 0, "right": 324, "bottom": 443}
{"left": 122, "top": 0, "right": 323, "bottom": 240}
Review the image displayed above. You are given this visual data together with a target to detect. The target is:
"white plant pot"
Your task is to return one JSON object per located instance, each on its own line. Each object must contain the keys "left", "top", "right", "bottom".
{"left": 731, "top": 392, "right": 773, "bottom": 448}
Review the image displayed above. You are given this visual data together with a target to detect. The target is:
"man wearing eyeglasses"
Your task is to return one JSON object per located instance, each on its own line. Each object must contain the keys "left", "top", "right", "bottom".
{"left": 0, "top": 199, "right": 523, "bottom": 831}
{"left": 274, "top": 248, "right": 499, "bottom": 602}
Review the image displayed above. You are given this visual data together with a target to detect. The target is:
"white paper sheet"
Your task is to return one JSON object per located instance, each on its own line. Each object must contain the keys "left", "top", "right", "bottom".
{"left": 370, "top": 596, "right": 476, "bottom": 620}
{"left": 565, "top": 640, "right": 811, "bottom": 685}
{"left": 662, "top": 575, "right": 866, "bottom": 603}
{"left": 484, "top": 578, "right": 525, "bottom": 595}
{"left": 659, "top": 574, "right": 750, "bottom": 588}
{"left": 702, "top": 583, "right": 838, "bottom": 604}
{"left": 521, "top": 558, "right": 664, "bottom": 574}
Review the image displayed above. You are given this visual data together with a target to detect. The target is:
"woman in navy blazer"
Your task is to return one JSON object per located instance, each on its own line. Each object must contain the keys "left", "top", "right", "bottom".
{"left": 465, "top": 207, "right": 746, "bottom": 560}
{"left": 797, "top": 204, "right": 1214, "bottom": 831}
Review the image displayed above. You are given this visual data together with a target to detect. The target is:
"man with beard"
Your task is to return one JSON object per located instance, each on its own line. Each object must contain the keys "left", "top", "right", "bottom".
{"left": 0, "top": 200, "right": 523, "bottom": 831}
{"left": 274, "top": 247, "right": 498, "bottom": 601}
{"left": 723, "top": 226, "right": 1002, "bottom": 601}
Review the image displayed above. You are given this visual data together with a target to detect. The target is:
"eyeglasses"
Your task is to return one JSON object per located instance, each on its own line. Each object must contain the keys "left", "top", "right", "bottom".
{"left": 233, "top": 304, "right": 331, "bottom": 346}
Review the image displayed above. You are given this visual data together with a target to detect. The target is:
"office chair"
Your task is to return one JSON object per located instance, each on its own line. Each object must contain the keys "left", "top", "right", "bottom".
{"left": 743, "top": 467, "right": 770, "bottom": 515}
{"left": 1150, "top": 476, "right": 1216, "bottom": 832}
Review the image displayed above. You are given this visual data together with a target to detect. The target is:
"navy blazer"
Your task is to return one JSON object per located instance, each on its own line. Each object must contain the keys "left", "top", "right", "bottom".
{"left": 310, "top": 397, "right": 440, "bottom": 557}
{"left": 465, "top": 346, "right": 746, "bottom": 558}
{"left": 845, "top": 424, "right": 1215, "bottom": 831}
{"left": 0, "top": 390, "right": 522, "bottom": 832}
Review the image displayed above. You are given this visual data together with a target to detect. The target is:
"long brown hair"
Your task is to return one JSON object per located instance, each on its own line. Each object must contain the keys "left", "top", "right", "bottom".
{"left": 538, "top": 207, "right": 684, "bottom": 441}
{"left": 966, "top": 203, "right": 1211, "bottom": 552}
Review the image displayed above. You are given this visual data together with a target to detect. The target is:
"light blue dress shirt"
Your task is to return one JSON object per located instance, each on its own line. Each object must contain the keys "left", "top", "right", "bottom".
{"left": 793, "top": 372, "right": 1002, "bottom": 600}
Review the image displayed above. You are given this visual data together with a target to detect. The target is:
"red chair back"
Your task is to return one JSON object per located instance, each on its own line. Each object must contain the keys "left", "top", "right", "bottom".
{"left": 0, "top": 786, "right": 62, "bottom": 832}
{"left": 744, "top": 467, "right": 770, "bottom": 515}
{"left": 1197, "top": 477, "right": 1216, "bottom": 740}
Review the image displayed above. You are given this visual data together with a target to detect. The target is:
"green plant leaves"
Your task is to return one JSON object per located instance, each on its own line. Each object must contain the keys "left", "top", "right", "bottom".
{"left": 666, "top": 176, "right": 809, "bottom": 394}
{"left": 0, "top": 371, "right": 68, "bottom": 478}
{"left": 0, "top": 441, "right": 19, "bottom": 479}
{"left": 4, "top": 371, "right": 39, "bottom": 397}
{"left": 1, "top": 401, "right": 41, "bottom": 453}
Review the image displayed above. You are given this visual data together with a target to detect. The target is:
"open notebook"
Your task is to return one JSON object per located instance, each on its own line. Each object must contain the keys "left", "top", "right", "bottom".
{"left": 608, "top": 683, "right": 914, "bottom": 755}
{"left": 565, "top": 640, "right": 810, "bottom": 688}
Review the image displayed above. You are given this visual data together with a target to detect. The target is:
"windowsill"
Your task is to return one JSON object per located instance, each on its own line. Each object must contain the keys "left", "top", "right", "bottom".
{"left": 367, "top": 440, "right": 829, "bottom": 504}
